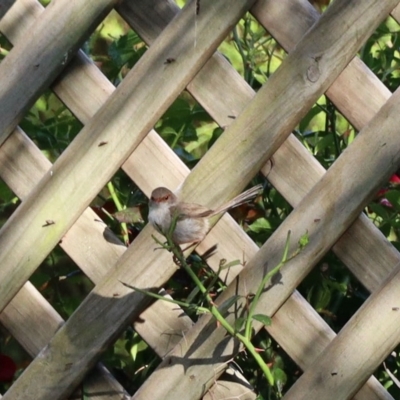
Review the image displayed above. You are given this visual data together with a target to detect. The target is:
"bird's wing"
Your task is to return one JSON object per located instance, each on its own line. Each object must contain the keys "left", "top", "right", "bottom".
{"left": 174, "top": 203, "right": 213, "bottom": 219}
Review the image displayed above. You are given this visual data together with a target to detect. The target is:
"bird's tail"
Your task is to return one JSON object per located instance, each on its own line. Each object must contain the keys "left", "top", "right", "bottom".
{"left": 194, "top": 184, "right": 263, "bottom": 218}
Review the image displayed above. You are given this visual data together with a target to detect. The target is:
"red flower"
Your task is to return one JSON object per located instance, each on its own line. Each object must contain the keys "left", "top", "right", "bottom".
{"left": 0, "top": 354, "right": 16, "bottom": 382}
{"left": 389, "top": 174, "right": 400, "bottom": 184}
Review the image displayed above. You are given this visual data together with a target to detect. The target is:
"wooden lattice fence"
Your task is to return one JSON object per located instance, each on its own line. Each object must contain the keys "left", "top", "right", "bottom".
{"left": 0, "top": 0, "right": 400, "bottom": 399}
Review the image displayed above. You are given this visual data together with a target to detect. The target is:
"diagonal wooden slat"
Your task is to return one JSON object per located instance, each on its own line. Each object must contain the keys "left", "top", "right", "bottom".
{"left": 0, "top": 1, "right": 260, "bottom": 398}
{"left": 284, "top": 263, "right": 400, "bottom": 399}
{"left": 0, "top": 0, "right": 257, "bottom": 313}
{"left": 2, "top": 1, "right": 398, "bottom": 400}
{"left": 0, "top": 284, "right": 131, "bottom": 400}
{"left": 133, "top": 62, "right": 400, "bottom": 400}
{"left": 0, "top": 2, "right": 257, "bottom": 398}
{"left": 0, "top": 2, "right": 388, "bottom": 400}
{"left": 0, "top": 0, "right": 398, "bottom": 400}
{"left": 0, "top": 0, "right": 118, "bottom": 143}
{"left": 0, "top": 5, "right": 396, "bottom": 400}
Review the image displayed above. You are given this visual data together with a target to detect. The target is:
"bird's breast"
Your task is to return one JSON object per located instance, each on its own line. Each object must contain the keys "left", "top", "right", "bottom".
{"left": 148, "top": 205, "right": 172, "bottom": 234}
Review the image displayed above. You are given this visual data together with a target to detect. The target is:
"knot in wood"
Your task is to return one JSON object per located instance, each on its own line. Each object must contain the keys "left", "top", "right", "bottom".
{"left": 306, "top": 59, "right": 321, "bottom": 83}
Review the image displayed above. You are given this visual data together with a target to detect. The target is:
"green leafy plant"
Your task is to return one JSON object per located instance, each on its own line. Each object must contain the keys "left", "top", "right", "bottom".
{"left": 121, "top": 211, "right": 308, "bottom": 396}
{"left": 1, "top": 4, "right": 400, "bottom": 398}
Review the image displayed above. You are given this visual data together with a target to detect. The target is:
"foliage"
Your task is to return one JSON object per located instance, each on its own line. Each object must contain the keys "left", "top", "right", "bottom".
{"left": 121, "top": 217, "right": 300, "bottom": 397}
{"left": 0, "top": 2, "right": 400, "bottom": 399}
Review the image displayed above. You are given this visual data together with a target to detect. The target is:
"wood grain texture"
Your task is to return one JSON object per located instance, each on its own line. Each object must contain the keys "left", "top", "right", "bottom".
{"left": 0, "top": 0, "right": 15, "bottom": 20}
{"left": 0, "top": 2, "right": 255, "bottom": 399}
{"left": 252, "top": 0, "right": 392, "bottom": 130}
{"left": 137, "top": 71, "right": 400, "bottom": 400}
{"left": 0, "top": 0, "right": 117, "bottom": 142}
{"left": 267, "top": 293, "right": 392, "bottom": 400}
{"left": 0, "top": 0, "right": 399, "bottom": 399}
{"left": 391, "top": 3, "right": 400, "bottom": 20}
{"left": 252, "top": 0, "right": 398, "bottom": 293}
{"left": 284, "top": 264, "right": 400, "bottom": 399}
{"left": 0, "top": 0, "right": 256, "bottom": 313}
{"left": 130, "top": 0, "right": 400, "bottom": 398}
{"left": 0, "top": 1, "right": 258, "bottom": 399}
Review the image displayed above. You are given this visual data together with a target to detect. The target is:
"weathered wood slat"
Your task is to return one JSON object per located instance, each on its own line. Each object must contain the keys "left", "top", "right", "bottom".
{"left": 252, "top": 0, "right": 398, "bottom": 293}
{"left": 284, "top": 263, "right": 400, "bottom": 399}
{"left": 0, "top": 2, "right": 256, "bottom": 398}
{"left": 128, "top": 0, "right": 400, "bottom": 398}
{"left": 0, "top": 0, "right": 398, "bottom": 400}
{"left": 266, "top": 292, "right": 392, "bottom": 400}
{"left": 0, "top": 0, "right": 118, "bottom": 143}
{"left": 0, "top": 1, "right": 259, "bottom": 399}
{"left": 0, "top": 0, "right": 257, "bottom": 313}
{"left": 134, "top": 56, "right": 400, "bottom": 400}
{"left": 252, "top": 0, "right": 391, "bottom": 131}
{"left": 0, "top": 0, "right": 15, "bottom": 20}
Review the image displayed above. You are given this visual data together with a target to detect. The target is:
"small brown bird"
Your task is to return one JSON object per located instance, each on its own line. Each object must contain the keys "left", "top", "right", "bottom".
{"left": 148, "top": 184, "right": 262, "bottom": 244}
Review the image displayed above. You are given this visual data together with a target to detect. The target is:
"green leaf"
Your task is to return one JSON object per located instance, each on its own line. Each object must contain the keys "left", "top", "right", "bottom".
{"left": 234, "top": 317, "right": 246, "bottom": 332}
{"left": 217, "top": 295, "right": 242, "bottom": 314}
{"left": 273, "top": 367, "right": 287, "bottom": 394}
{"left": 162, "top": 97, "right": 192, "bottom": 127}
{"left": 308, "top": 281, "right": 332, "bottom": 312}
{"left": 108, "top": 31, "right": 143, "bottom": 68}
{"left": 384, "top": 190, "right": 400, "bottom": 211}
{"left": 113, "top": 207, "right": 143, "bottom": 224}
{"left": 298, "top": 231, "right": 309, "bottom": 249}
{"left": 0, "top": 180, "right": 17, "bottom": 204}
{"left": 182, "top": 123, "right": 198, "bottom": 142}
{"left": 299, "top": 104, "right": 324, "bottom": 132}
{"left": 368, "top": 202, "right": 390, "bottom": 220}
{"left": 252, "top": 314, "right": 272, "bottom": 326}
{"left": 130, "top": 337, "right": 148, "bottom": 362}
{"left": 248, "top": 218, "right": 272, "bottom": 233}
{"left": 208, "top": 126, "right": 224, "bottom": 149}
{"left": 315, "top": 133, "right": 335, "bottom": 154}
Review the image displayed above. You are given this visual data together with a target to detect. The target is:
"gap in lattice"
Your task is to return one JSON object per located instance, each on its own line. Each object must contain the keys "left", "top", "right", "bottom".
{"left": 94, "top": 168, "right": 147, "bottom": 246}
{"left": 365, "top": 172, "right": 400, "bottom": 252}
{"left": 297, "top": 249, "right": 368, "bottom": 334}
{"left": 294, "top": 94, "right": 357, "bottom": 171}
{"left": 19, "top": 89, "right": 83, "bottom": 162}
{"left": 29, "top": 245, "right": 94, "bottom": 321}
{"left": 218, "top": 12, "right": 286, "bottom": 90}
{"left": 358, "top": 15, "right": 400, "bottom": 93}
{"left": 155, "top": 90, "right": 219, "bottom": 169}
{"left": 247, "top": 179, "right": 292, "bottom": 248}
{"left": 99, "top": 327, "right": 160, "bottom": 396}
{"left": 0, "top": 323, "right": 31, "bottom": 394}
{"left": 0, "top": 180, "right": 19, "bottom": 230}
{"left": 84, "top": 9, "right": 146, "bottom": 87}
{"left": 0, "top": 32, "right": 12, "bottom": 63}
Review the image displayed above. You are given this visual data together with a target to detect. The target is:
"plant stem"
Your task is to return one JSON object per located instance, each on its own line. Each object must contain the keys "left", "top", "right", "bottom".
{"left": 107, "top": 181, "right": 129, "bottom": 245}
{"left": 244, "top": 230, "right": 291, "bottom": 340}
{"left": 152, "top": 217, "right": 304, "bottom": 388}
{"left": 236, "top": 332, "right": 274, "bottom": 385}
